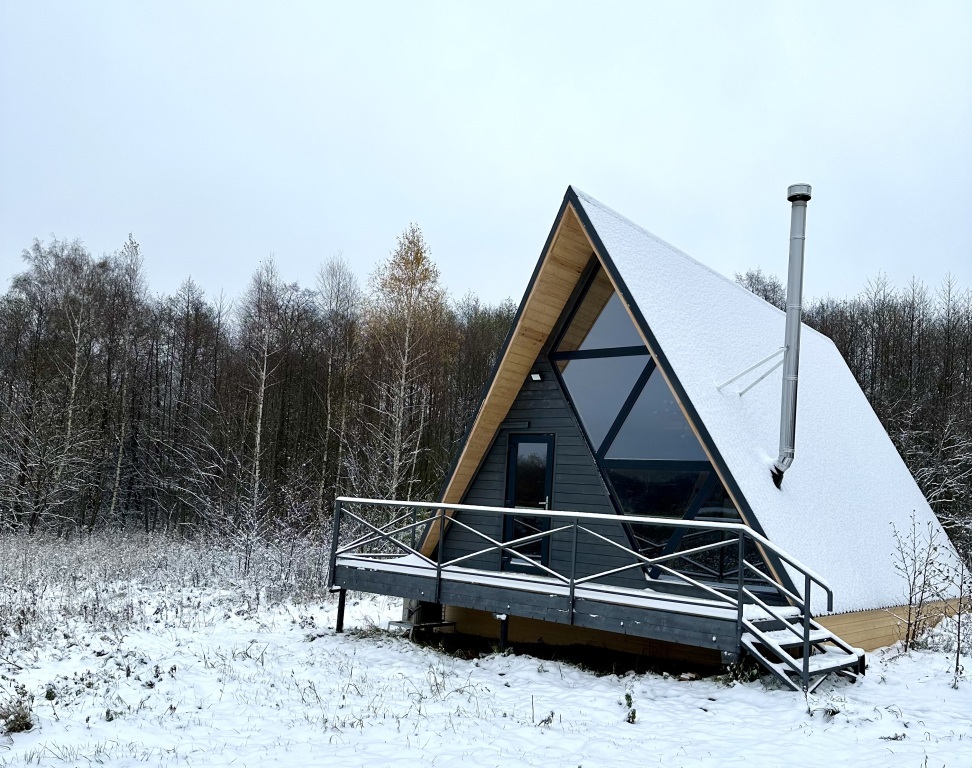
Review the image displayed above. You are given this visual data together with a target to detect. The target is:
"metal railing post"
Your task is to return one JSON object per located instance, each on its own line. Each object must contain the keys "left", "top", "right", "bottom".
{"left": 435, "top": 510, "right": 445, "bottom": 603}
{"left": 410, "top": 505, "right": 416, "bottom": 550}
{"left": 736, "top": 532, "right": 746, "bottom": 647}
{"left": 569, "top": 518, "right": 578, "bottom": 625}
{"left": 803, "top": 573, "right": 812, "bottom": 691}
{"left": 327, "top": 499, "right": 343, "bottom": 590}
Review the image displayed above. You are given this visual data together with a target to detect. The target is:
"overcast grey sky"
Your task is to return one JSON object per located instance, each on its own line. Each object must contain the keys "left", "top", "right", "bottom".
{"left": 2, "top": 2, "right": 970, "bottom": 307}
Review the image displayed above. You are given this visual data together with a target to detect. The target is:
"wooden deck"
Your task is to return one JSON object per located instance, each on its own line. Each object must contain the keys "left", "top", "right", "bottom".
{"left": 335, "top": 553, "right": 744, "bottom": 653}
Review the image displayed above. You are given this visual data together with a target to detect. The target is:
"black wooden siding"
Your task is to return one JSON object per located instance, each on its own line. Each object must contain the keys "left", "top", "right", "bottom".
{"left": 440, "top": 357, "right": 646, "bottom": 590}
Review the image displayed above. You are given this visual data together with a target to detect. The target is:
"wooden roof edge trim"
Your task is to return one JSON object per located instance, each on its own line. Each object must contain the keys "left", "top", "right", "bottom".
{"left": 565, "top": 189, "right": 797, "bottom": 597}
{"left": 436, "top": 191, "right": 582, "bottom": 505}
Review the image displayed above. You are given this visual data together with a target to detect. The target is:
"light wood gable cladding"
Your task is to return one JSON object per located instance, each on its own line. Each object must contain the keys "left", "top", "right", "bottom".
{"left": 420, "top": 203, "right": 596, "bottom": 555}
{"left": 816, "top": 600, "right": 960, "bottom": 652}
{"left": 555, "top": 267, "right": 614, "bottom": 354}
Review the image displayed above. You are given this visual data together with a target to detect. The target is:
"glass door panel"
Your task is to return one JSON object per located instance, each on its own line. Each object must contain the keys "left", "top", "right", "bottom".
{"left": 503, "top": 435, "right": 554, "bottom": 572}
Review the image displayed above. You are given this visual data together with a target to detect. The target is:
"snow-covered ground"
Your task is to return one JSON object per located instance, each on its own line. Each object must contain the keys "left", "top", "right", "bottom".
{"left": 1, "top": 535, "right": 971, "bottom": 767}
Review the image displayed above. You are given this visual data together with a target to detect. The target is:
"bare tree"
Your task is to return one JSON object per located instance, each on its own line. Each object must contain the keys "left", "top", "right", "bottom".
{"left": 315, "top": 256, "right": 361, "bottom": 519}
{"left": 351, "top": 224, "right": 453, "bottom": 502}
{"left": 734, "top": 268, "right": 785, "bottom": 310}
{"left": 891, "top": 513, "right": 952, "bottom": 651}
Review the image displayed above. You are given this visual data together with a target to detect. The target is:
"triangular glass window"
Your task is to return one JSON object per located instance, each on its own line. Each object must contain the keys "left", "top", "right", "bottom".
{"left": 546, "top": 255, "right": 775, "bottom": 591}
{"left": 556, "top": 268, "right": 644, "bottom": 353}
{"left": 605, "top": 368, "right": 708, "bottom": 461}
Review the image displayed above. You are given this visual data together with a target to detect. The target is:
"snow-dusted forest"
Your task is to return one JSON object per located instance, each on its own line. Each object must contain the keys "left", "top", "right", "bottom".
{"left": 0, "top": 229, "right": 514, "bottom": 538}
{"left": 0, "top": 234, "right": 969, "bottom": 554}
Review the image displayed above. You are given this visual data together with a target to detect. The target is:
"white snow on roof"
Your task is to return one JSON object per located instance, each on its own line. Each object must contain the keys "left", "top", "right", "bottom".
{"left": 572, "top": 188, "right": 962, "bottom": 614}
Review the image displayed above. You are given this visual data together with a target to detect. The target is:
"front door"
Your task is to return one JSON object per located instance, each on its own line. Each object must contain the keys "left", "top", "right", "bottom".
{"left": 503, "top": 434, "right": 554, "bottom": 572}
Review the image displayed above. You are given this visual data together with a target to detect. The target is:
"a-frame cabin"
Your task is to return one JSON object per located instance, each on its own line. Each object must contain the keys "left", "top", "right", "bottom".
{"left": 329, "top": 187, "right": 961, "bottom": 691}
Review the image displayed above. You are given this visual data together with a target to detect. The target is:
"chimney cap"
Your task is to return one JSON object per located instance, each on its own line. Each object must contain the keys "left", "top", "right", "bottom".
{"left": 787, "top": 183, "right": 812, "bottom": 202}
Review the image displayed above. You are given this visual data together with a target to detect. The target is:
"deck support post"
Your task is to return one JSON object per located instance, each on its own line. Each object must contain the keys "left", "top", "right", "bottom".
{"left": 498, "top": 613, "right": 509, "bottom": 650}
{"left": 435, "top": 511, "right": 445, "bottom": 603}
{"left": 335, "top": 588, "right": 347, "bottom": 634}
{"left": 410, "top": 506, "right": 417, "bottom": 551}
{"left": 802, "top": 573, "right": 812, "bottom": 691}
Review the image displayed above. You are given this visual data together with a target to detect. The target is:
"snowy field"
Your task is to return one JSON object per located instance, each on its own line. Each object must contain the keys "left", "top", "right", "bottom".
{"left": 1, "top": 534, "right": 971, "bottom": 767}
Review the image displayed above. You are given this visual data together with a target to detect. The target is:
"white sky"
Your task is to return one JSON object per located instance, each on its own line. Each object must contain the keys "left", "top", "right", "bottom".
{"left": 2, "top": 1, "right": 970, "bottom": 306}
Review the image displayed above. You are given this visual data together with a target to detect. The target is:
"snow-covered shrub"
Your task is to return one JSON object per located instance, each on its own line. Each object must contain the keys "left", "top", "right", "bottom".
{"left": 891, "top": 513, "right": 952, "bottom": 651}
{"left": 0, "top": 679, "right": 34, "bottom": 734}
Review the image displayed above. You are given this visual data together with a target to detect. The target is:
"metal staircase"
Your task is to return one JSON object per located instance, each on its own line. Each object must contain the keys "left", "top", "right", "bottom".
{"left": 741, "top": 605, "right": 866, "bottom": 692}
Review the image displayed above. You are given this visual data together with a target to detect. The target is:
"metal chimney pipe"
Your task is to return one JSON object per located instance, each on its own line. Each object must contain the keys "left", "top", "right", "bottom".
{"left": 771, "top": 183, "right": 812, "bottom": 489}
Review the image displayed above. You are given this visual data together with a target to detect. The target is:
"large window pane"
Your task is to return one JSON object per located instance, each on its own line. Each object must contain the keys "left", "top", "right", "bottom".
{"left": 605, "top": 468, "right": 710, "bottom": 560}
{"left": 557, "top": 269, "right": 644, "bottom": 353}
{"left": 606, "top": 468, "right": 710, "bottom": 519}
{"left": 559, "top": 356, "right": 648, "bottom": 451}
{"left": 606, "top": 369, "right": 708, "bottom": 461}
{"left": 606, "top": 467, "right": 770, "bottom": 585}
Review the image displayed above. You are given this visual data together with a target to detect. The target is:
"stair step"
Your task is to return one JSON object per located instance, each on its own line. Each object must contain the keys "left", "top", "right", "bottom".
{"left": 742, "top": 628, "right": 833, "bottom": 648}
{"left": 757, "top": 652, "right": 861, "bottom": 683}
{"left": 741, "top": 629, "right": 865, "bottom": 691}
{"left": 805, "top": 647, "right": 864, "bottom": 674}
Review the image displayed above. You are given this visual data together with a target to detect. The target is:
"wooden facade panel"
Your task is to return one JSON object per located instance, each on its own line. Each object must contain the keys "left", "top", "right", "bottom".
{"left": 335, "top": 566, "right": 436, "bottom": 601}
{"left": 522, "top": 300, "right": 573, "bottom": 321}
{"left": 550, "top": 233, "right": 594, "bottom": 260}
{"left": 573, "top": 603, "right": 736, "bottom": 652}
{"left": 551, "top": 444, "right": 599, "bottom": 458}
{"left": 530, "top": 271, "right": 586, "bottom": 297}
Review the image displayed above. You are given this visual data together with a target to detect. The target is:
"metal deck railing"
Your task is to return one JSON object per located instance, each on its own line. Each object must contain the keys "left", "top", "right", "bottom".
{"left": 327, "top": 497, "right": 864, "bottom": 691}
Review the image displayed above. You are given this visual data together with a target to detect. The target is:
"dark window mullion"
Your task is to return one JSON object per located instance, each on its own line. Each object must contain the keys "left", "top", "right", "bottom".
{"left": 550, "top": 345, "right": 649, "bottom": 361}
{"left": 599, "top": 459, "right": 713, "bottom": 472}
{"left": 596, "top": 359, "right": 656, "bottom": 459}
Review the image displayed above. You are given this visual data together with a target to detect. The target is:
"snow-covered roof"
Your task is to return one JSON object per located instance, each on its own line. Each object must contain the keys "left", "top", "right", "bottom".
{"left": 571, "top": 188, "right": 961, "bottom": 614}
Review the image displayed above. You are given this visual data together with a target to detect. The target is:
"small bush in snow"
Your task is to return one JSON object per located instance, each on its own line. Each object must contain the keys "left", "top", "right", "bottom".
{"left": 0, "top": 680, "right": 34, "bottom": 734}
{"left": 720, "top": 659, "right": 761, "bottom": 684}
